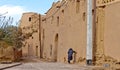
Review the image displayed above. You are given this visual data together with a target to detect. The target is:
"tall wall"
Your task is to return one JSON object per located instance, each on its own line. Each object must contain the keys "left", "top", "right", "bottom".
{"left": 42, "top": 0, "right": 87, "bottom": 64}
{"left": 94, "top": 0, "right": 120, "bottom": 65}
{"left": 104, "top": 2, "right": 120, "bottom": 62}
{"left": 94, "top": 7, "right": 105, "bottom": 65}
{"left": 42, "top": 0, "right": 120, "bottom": 65}
{"left": 58, "top": 0, "right": 87, "bottom": 63}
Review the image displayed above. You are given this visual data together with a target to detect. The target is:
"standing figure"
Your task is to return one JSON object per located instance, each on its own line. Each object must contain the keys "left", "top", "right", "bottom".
{"left": 68, "top": 48, "right": 76, "bottom": 63}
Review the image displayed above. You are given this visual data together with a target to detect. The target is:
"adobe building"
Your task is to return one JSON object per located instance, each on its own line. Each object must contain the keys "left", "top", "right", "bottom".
{"left": 41, "top": 0, "right": 87, "bottom": 64}
{"left": 20, "top": 0, "right": 120, "bottom": 66}
{"left": 41, "top": 0, "right": 120, "bottom": 65}
{"left": 19, "top": 12, "right": 41, "bottom": 58}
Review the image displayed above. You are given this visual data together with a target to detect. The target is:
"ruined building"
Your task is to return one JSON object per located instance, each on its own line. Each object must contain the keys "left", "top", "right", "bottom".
{"left": 20, "top": 0, "right": 120, "bottom": 65}
{"left": 20, "top": 12, "right": 41, "bottom": 58}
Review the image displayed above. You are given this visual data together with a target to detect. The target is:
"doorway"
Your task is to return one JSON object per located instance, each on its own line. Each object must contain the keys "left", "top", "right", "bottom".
{"left": 36, "top": 46, "right": 38, "bottom": 57}
{"left": 54, "top": 34, "right": 58, "bottom": 61}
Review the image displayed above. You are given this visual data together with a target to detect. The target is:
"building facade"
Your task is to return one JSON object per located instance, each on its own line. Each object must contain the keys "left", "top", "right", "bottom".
{"left": 41, "top": 0, "right": 87, "bottom": 64}
{"left": 20, "top": 0, "right": 120, "bottom": 65}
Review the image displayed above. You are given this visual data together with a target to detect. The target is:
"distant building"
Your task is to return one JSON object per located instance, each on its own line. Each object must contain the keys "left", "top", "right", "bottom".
{"left": 19, "top": 12, "right": 41, "bottom": 58}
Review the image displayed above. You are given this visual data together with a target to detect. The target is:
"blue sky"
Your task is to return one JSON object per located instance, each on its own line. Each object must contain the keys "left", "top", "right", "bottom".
{"left": 0, "top": 0, "right": 57, "bottom": 25}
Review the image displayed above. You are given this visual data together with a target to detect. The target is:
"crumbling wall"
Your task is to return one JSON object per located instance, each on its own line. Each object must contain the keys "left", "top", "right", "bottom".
{"left": 94, "top": 6, "right": 105, "bottom": 65}
{"left": 20, "top": 13, "right": 41, "bottom": 58}
{"left": 103, "top": 1, "right": 120, "bottom": 64}
{"left": 0, "top": 47, "right": 22, "bottom": 62}
{"left": 94, "top": 1, "right": 120, "bottom": 66}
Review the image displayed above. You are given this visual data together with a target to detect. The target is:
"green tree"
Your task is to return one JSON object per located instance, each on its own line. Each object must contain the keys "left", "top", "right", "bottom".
{"left": 0, "top": 14, "right": 23, "bottom": 48}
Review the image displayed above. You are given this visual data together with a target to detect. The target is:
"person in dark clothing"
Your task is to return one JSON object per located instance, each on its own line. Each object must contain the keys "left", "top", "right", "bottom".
{"left": 67, "top": 48, "right": 76, "bottom": 63}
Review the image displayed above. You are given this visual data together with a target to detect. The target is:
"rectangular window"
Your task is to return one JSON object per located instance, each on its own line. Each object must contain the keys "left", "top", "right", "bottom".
{"left": 50, "top": 45, "right": 52, "bottom": 56}
{"left": 62, "top": 9, "right": 64, "bottom": 14}
{"left": 29, "top": 17, "right": 31, "bottom": 22}
{"left": 76, "top": 0, "right": 80, "bottom": 13}
{"left": 83, "top": 12, "right": 86, "bottom": 21}
{"left": 57, "top": 16, "right": 59, "bottom": 26}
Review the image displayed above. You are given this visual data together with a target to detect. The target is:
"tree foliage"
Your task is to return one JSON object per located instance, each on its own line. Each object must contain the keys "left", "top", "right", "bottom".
{"left": 0, "top": 13, "right": 22, "bottom": 49}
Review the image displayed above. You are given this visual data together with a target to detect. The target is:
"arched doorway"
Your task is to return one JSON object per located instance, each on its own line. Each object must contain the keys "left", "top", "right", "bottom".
{"left": 54, "top": 34, "right": 58, "bottom": 61}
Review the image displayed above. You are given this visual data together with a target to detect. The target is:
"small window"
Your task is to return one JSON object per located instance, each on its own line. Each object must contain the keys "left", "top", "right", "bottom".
{"left": 96, "top": 16, "right": 98, "bottom": 23}
{"left": 57, "top": 16, "right": 59, "bottom": 26}
{"left": 83, "top": 12, "right": 86, "bottom": 21}
{"left": 76, "top": 0, "right": 80, "bottom": 13}
{"left": 36, "top": 46, "right": 38, "bottom": 48}
{"left": 62, "top": 10, "right": 64, "bottom": 14}
{"left": 50, "top": 45, "right": 52, "bottom": 56}
{"left": 32, "top": 36, "right": 33, "bottom": 39}
{"left": 77, "top": 0, "right": 80, "bottom": 2}
{"left": 29, "top": 17, "right": 31, "bottom": 21}
{"left": 92, "top": 9, "right": 94, "bottom": 15}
